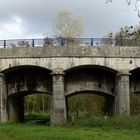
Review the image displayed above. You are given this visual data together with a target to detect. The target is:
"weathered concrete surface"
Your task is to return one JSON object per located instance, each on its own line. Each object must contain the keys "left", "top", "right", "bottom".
{"left": 51, "top": 68, "right": 66, "bottom": 125}
{"left": 5, "top": 66, "right": 52, "bottom": 96}
{"left": 0, "top": 46, "right": 140, "bottom": 125}
{"left": 115, "top": 71, "right": 130, "bottom": 116}
{"left": 0, "top": 73, "right": 8, "bottom": 122}
{"left": 65, "top": 67, "right": 116, "bottom": 96}
{"left": 0, "top": 46, "right": 139, "bottom": 73}
{"left": 0, "top": 46, "right": 140, "bottom": 58}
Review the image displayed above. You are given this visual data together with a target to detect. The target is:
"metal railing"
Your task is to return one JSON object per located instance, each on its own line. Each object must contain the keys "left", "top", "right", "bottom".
{"left": 0, "top": 38, "right": 140, "bottom": 48}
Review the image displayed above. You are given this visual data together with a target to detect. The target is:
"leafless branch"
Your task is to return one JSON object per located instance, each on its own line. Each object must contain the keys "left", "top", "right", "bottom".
{"left": 106, "top": 0, "right": 112, "bottom": 4}
{"left": 134, "top": 0, "right": 140, "bottom": 17}
{"left": 106, "top": 0, "right": 140, "bottom": 17}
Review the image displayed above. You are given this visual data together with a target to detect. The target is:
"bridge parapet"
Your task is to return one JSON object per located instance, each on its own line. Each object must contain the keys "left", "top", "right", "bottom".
{"left": 0, "top": 38, "right": 140, "bottom": 48}
{"left": 0, "top": 46, "right": 140, "bottom": 58}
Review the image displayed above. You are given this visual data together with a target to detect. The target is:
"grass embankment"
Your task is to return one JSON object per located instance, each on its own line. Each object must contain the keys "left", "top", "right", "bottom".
{"left": 68, "top": 113, "right": 140, "bottom": 129}
{"left": 0, "top": 114, "right": 140, "bottom": 140}
{"left": 25, "top": 112, "right": 50, "bottom": 125}
{"left": 0, "top": 123, "right": 140, "bottom": 140}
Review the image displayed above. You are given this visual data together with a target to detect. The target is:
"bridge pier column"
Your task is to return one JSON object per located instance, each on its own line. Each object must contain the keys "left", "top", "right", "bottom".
{"left": 0, "top": 73, "right": 8, "bottom": 122}
{"left": 51, "top": 69, "right": 66, "bottom": 126}
{"left": 115, "top": 71, "right": 130, "bottom": 116}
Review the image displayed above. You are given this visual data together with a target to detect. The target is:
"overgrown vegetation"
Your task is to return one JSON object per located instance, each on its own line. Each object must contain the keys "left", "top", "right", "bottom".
{"left": 0, "top": 119, "right": 140, "bottom": 140}
{"left": 130, "top": 94, "right": 140, "bottom": 115}
{"left": 24, "top": 93, "right": 140, "bottom": 123}
{"left": 24, "top": 94, "right": 51, "bottom": 113}
{"left": 68, "top": 94, "right": 105, "bottom": 116}
{"left": 3, "top": 93, "right": 140, "bottom": 139}
{"left": 25, "top": 112, "right": 50, "bottom": 125}
{"left": 67, "top": 113, "right": 140, "bottom": 129}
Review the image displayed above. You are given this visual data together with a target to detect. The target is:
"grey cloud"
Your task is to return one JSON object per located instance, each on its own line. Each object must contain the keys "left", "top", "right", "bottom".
{"left": 0, "top": 0, "right": 139, "bottom": 38}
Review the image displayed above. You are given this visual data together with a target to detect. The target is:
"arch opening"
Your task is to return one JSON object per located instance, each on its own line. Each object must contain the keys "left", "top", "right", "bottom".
{"left": 66, "top": 91, "right": 115, "bottom": 124}
{"left": 130, "top": 93, "right": 140, "bottom": 115}
{"left": 7, "top": 92, "right": 52, "bottom": 124}
{"left": 64, "top": 65, "right": 116, "bottom": 124}
{"left": 130, "top": 68, "right": 140, "bottom": 115}
{"left": 3, "top": 65, "right": 52, "bottom": 124}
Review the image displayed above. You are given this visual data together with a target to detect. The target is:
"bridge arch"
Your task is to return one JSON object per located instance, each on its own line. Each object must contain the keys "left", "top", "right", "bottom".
{"left": 64, "top": 62, "right": 118, "bottom": 73}
{"left": 65, "top": 90, "right": 115, "bottom": 120}
{"left": 64, "top": 65, "right": 117, "bottom": 117}
{"left": 2, "top": 65, "right": 52, "bottom": 95}
{"left": 64, "top": 65, "right": 117, "bottom": 97}
{"left": 2, "top": 65, "right": 52, "bottom": 122}
{"left": 129, "top": 68, "right": 140, "bottom": 115}
{"left": 66, "top": 90, "right": 115, "bottom": 98}
{"left": 130, "top": 68, "right": 140, "bottom": 94}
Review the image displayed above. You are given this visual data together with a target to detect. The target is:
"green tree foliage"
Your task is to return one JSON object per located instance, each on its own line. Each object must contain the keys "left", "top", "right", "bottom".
{"left": 68, "top": 94, "right": 105, "bottom": 116}
{"left": 24, "top": 94, "right": 51, "bottom": 113}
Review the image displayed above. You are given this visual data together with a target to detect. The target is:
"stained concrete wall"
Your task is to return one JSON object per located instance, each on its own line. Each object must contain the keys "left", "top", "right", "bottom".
{"left": 0, "top": 46, "right": 140, "bottom": 125}
{"left": 0, "top": 46, "right": 139, "bottom": 72}
{"left": 5, "top": 66, "right": 52, "bottom": 96}
{"left": 65, "top": 67, "right": 116, "bottom": 96}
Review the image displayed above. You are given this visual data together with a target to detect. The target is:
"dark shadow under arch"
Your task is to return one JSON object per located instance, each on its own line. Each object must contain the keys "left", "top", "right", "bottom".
{"left": 130, "top": 68, "right": 140, "bottom": 94}
{"left": 7, "top": 91, "right": 52, "bottom": 123}
{"left": 1, "top": 65, "right": 52, "bottom": 74}
{"left": 64, "top": 65, "right": 118, "bottom": 74}
{"left": 65, "top": 90, "right": 115, "bottom": 122}
{"left": 64, "top": 65, "right": 116, "bottom": 97}
{"left": 3, "top": 65, "right": 52, "bottom": 96}
{"left": 2, "top": 65, "right": 52, "bottom": 123}
{"left": 66, "top": 90, "right": 115, "bottom": 98}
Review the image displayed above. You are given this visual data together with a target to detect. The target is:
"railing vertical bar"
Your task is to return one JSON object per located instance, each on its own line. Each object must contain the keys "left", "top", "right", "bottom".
{"left": 61, "top": 38, "right": 64, "bottom": 46}
{"left": 91, "top": 38, "right": 93, "bottom": 46}
{"left": 32, "top": 39, "right": 35, "bottom": 47}
{"left": 4, "top": 40, "right": 6, "bottom": 48}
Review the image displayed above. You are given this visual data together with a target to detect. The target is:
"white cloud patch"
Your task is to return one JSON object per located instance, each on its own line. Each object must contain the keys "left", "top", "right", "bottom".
{"left": 0, "top": 16, "right": 26, "bottom": 39}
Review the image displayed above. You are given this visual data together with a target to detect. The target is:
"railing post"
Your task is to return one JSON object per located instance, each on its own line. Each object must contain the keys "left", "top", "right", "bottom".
{"left": 61, "top": 38, "right": 64, "bottom": 46}
{"left": 91, "top": 38, "right": 93, "bottom": 46}
{"left": 4, "top": 40, "right": 6, "bottom": 48}
{"left": 32, "top": 39, "right": 35, "bottom": 47}
{"left": 120, "top": 39, "right": 123, "bottom": 46}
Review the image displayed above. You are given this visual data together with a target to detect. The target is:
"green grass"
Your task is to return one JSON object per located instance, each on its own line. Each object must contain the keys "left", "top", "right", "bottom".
{"left": 25, "top": 112, "right": 50, "bottom": 121}
{"left": 0, "top": 123, "right": 140, "bottom": 140}
{"left": 1, "top": 114, "right": 140, "bottom": 140}
{"left": 24, "top": 112, "right": 50, "bottom": 125}
{"left": 68, "top": 113, "right": 140, "bottom": 129}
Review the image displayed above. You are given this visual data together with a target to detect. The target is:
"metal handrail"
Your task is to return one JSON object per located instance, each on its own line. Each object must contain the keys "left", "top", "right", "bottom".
{"left": 0, "top": 38, "right": 140, "bottom": 48}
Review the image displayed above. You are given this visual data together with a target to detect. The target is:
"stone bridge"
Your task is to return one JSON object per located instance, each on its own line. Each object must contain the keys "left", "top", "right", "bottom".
{"left": 0, "top": 45, "right": 140, "bottom": 125}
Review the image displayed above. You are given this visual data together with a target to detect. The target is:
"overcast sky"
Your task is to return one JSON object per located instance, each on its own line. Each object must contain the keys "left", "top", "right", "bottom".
{"left": 0, "top": 0, "right": 139, "bottom": 39}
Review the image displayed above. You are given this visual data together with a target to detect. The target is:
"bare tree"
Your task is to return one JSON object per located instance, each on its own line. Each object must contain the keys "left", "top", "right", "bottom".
{"left": 53, "top": 9, "right": 85, "bottom": 40}
{"left": 106, "top": 0, "right": 140, "bottom": 17}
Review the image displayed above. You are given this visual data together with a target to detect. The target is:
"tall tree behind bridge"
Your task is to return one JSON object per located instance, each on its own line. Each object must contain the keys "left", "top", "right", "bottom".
{"left": 105, "top": 25, "right": 140, "bottom": 46}
{"left": 53, "top": 9, "right": 85, "bottom": 40}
